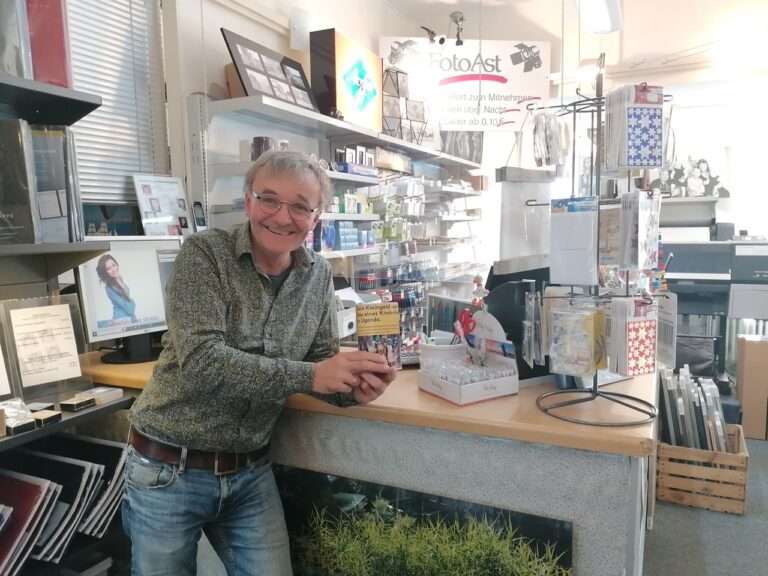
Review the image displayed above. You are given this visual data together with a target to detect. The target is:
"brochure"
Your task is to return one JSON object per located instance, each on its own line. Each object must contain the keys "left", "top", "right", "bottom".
{"left": 356, "top": 302, "right": 402, "bottom": 369}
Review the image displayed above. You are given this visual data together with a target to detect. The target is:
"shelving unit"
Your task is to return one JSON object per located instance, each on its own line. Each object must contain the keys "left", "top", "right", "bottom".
{"left": 0, "top": 75, "right": 126, "bottom": 575}
{"left": 0, "top": 73, "right": 101, "bottom": 125}
{"left": 0, "top": 397, "right": 134, "bottom": 453}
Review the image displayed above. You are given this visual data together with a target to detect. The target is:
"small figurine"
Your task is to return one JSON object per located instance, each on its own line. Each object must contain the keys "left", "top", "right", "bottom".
{"left": 471, "top": 274, "right": 489, "bottom": 308}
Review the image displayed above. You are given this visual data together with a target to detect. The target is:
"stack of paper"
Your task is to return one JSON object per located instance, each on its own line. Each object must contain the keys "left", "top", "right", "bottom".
{"left": 74, "top": 386, "right": 123, "bottom": 406}
{"left": 0, "top": 470, "right": 59, "bottom": 576}
{"left": 550, "top": 197, "right": 599, "bottom": 287}
{"left": 0, "top": 505, "right": 12, "bottom": 536}
{"left": 610, "top": 298, "right": 658, "bottom": 376}
{"left": 620, "top": 190, "right": 661, "bottom": 271}
{"left": 659, "top": 367, "right": 730, "bottom": 451}
{"left": 2, "top": 449, "right": 104, "bottom": 564}
{"left": 30, "top": 435, "right": 128, "bottom": 538}
{"left": 605, "top": 84, "right": 664, "bottom": 170}
{"left": 549, "top": 308, "right": 607, "bottom": 378}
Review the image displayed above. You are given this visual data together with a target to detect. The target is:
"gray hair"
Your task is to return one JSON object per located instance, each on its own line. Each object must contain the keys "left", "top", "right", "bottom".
{"left": 243, "top": 149, "right": 331, "bottom": 210}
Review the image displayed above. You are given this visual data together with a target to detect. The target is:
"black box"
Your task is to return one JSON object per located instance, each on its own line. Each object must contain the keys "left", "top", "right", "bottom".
{"left": 6, "top": 418, "right": 36, "bottom": 435}
{"left": 26, "top": 401, "right": 55, "bottom": 412}
{"left": 31, "top": 409, "right": 62, "bottom": 427}
{"left": 60, "top": 397, "right": 95, "bottom": 412}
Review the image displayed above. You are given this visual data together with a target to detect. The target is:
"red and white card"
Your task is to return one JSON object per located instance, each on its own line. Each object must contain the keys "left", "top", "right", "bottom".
{"left": 626, "top": 319, "right": 657, "bottom": 376}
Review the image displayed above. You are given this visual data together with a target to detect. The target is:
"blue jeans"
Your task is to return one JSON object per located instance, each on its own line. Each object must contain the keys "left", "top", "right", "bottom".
{"left": 122, "top": 445, "right": 292, "bottom": 576}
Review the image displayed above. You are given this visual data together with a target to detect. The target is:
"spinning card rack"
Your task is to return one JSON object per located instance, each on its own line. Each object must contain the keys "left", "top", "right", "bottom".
{"left": 528, "top": 55, "right": 658, "bottom": 427}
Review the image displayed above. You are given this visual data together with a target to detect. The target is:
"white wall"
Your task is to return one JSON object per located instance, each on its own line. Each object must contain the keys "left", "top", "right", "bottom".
{"left": 162, "top": 0, "right": 413, "bottom": 185}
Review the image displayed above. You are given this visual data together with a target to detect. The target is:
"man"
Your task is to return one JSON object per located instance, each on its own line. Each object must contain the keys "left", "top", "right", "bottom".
{"left": 124, "top": 150, "right": 395, "bottom": 575}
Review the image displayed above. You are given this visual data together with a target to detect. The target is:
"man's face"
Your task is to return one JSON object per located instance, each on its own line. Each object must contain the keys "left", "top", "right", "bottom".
{"left": 244, "top": 167, "right": 322, "bottom": 264}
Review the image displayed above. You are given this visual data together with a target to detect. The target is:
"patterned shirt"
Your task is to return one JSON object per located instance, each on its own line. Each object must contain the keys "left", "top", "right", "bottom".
{"left": 129, "top": 223, "right": 340, "bottom": 452}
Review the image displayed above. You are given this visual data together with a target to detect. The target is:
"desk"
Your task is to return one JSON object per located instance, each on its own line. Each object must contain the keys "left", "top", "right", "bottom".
{"left": 82, "top": 351, "right": 656, "bottom": 575}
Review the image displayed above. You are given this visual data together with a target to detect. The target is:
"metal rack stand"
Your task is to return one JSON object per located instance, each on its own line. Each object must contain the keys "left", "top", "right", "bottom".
{"left": 530, "top": 56, "right": 658, "bottom": 427}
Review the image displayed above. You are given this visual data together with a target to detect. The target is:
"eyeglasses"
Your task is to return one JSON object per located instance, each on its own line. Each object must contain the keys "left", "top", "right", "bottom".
{"left": 250, "top": 192, "right": 318, "bottom": 221}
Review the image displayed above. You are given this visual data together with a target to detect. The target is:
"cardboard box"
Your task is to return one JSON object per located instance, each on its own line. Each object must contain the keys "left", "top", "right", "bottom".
{"left": 736, "top": 335, "right": 768, "bottom": 440}
{"left": 225, "top": 63, "right": 246, "bottom": 98}
{"left": 418, "top": 371, "right": 519, "bottom": 405}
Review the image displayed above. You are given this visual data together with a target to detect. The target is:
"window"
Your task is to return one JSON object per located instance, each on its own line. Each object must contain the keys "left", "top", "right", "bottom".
{"left": 68, "top": 0, "right": 168, "bottom": 204}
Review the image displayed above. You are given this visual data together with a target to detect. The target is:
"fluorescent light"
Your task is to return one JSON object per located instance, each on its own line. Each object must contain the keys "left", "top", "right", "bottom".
{"left": 574, "top": 0, "right": 622, "bottom": 34}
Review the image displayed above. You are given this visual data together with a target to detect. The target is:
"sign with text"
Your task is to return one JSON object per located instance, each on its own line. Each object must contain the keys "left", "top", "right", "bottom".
{"left": 379, "top": 37, "right": 550, "bottom": 131}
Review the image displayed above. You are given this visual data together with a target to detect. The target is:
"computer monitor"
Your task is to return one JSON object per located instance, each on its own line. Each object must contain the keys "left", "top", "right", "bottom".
{"left": 77, "top": 237, "right": 182, "bottom": 364}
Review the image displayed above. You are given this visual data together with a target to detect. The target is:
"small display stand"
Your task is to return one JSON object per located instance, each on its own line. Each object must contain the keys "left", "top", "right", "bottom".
{"left": 0, "top": 294, "right": 94, "bottom": 402}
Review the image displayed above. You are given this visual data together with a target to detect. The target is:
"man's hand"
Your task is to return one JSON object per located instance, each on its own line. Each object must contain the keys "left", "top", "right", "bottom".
{"left": 352, "top": 369, "right": 396, "bottom": 404}
{"left": 313, "top": 351, "right": 393, "bottom": 395}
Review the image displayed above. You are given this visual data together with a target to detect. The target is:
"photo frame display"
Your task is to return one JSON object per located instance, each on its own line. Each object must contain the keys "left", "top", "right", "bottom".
{"left": 221, "top": 28, "right": 319, "bottom": 112}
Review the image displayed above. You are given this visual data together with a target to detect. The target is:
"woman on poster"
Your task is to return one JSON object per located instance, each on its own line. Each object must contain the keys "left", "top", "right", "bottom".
{"left": 96, "top": 254, "right": 137, "bottom": 322}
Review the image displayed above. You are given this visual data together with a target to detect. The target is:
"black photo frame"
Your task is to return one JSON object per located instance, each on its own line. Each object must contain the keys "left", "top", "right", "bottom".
{"left": 383, "top": 94, "right": 400, "bottom": 118}
{"left": 405, "top": 99, "right": 425, "bottom": 123}
{"left": 221, "top": 28, "right": 319, "bottom": 111}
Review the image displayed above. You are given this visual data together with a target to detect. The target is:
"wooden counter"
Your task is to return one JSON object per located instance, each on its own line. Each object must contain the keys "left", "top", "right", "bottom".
{"left": 82, "top": 349, "right": 655, "bottom": 575}
{"left": 81, "top": 350, "right": 656, "bottom": 458}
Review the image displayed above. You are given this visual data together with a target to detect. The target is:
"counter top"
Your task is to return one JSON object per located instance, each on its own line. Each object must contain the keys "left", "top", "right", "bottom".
{"left": 81, "top": 351, "right": 657, "bottom": 458}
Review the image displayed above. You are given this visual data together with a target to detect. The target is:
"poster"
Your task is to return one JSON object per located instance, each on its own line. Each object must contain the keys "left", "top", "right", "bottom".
{"left": 379, "top": 37, "right": 550, "bottom": 133}
{"left": 9, "top": 304, "right": 81, "bottom": 388}
{"left": 132, "top": 174, "right": 193, "bottom": 237}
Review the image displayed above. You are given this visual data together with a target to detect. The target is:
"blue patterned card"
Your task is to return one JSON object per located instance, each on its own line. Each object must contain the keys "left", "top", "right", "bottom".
{"left": 626, "top": 107, "right": 663, "bottom": 168}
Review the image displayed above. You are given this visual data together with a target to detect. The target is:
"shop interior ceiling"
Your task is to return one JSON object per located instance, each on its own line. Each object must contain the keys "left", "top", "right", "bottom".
{"left": 382, "top": 0, "right": 768, "bottom": 82}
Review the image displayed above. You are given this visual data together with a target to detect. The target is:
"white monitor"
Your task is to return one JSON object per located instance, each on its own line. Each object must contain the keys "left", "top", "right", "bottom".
{"left": 77, "top": 236, "right": 182, "bottom": 363}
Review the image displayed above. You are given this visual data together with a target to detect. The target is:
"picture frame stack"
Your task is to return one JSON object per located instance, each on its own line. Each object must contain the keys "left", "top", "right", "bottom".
{"left": 381, "top": 67, "right": 427, "bottom": 144}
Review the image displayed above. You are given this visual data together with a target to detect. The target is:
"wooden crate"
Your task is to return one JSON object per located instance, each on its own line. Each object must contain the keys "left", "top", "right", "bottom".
{"left": 657, "top": 424, "right": 749, "bottom": 515}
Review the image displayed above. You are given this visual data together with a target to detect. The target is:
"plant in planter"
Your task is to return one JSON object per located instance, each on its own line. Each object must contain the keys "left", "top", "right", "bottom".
{"left": 294, "top": 497, "right": 571, "bottom": 576}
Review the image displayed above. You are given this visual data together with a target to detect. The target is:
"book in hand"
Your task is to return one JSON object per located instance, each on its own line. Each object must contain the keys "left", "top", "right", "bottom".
{"left": 356, "top": 302, "right": 402, "bottom": 369}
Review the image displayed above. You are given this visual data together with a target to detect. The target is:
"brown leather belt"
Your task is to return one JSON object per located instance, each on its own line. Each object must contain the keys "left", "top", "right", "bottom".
{"left": 128, "top": 427, "right": 269, "bottom": 476}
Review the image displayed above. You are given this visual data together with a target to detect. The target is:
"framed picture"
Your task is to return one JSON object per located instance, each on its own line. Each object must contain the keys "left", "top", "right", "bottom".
{"left": 383, "top": 95, "right": 400, "bottom": 118}
{"left": 356, "top": 145, "right": 366, "bottom": 165}
{"left": 345, "top": 148, "right": 356, "bottom": 163}
{"left": 406, "top": 99, "right": 425, "bottom": 123}
{"left": 132, "top": 174, "right": 194, "bottom": 237}
{"left": 221, "top": 28, "right": 319, "bottom": 111}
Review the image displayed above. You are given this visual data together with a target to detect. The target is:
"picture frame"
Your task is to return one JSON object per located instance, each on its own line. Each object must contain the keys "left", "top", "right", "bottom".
{"left": 406, "top": 99, "right": 425, "bottom": 123}
{"left": 383, "top": 95, "right": 400, "bottom": 118}
{"left": 356, "top": 145, "right": 367, "bottom": 166}
{"left": 345, "top": 148, "right": 356, "bottom": 163}
{"left": 132, "top": 174, "right": 194, "bottom": 237}
{"left": 221, "top": 28, "right": 319, "bottom": 112}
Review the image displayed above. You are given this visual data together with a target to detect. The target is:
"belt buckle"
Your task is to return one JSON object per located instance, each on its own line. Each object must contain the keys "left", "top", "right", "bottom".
{"left": 214, "top": 452, "right": 238, "bottom": 476}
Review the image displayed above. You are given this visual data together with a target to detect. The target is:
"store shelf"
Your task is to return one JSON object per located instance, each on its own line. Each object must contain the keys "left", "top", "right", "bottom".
{"left": 320, "top": 213, "right": 380, "bottom": 221}
{"left": 208, "top": 162, "right": 378, "bottom": 189}
{"left": 0, "top": 241, "right": 111, "bottom": 289}
{"left": 328, "top": 171, "right": 379, "bottom": 186}
{"left": 0, "top": 73, "right": 101, "bottom": 125}
{"left": 440, "top": 215, "right": 481, "bottom": 222}
{"left": 321, "top": 247, "right": 380, "bottom": 259}
{"left": 201, "top": 94, "right": 478, "bottom": 171}
{"left": 205, "top": 94, "right": 378, "bottom": 141}
{"left": 0, "top": 396, "right": 134, "bottom": 453}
